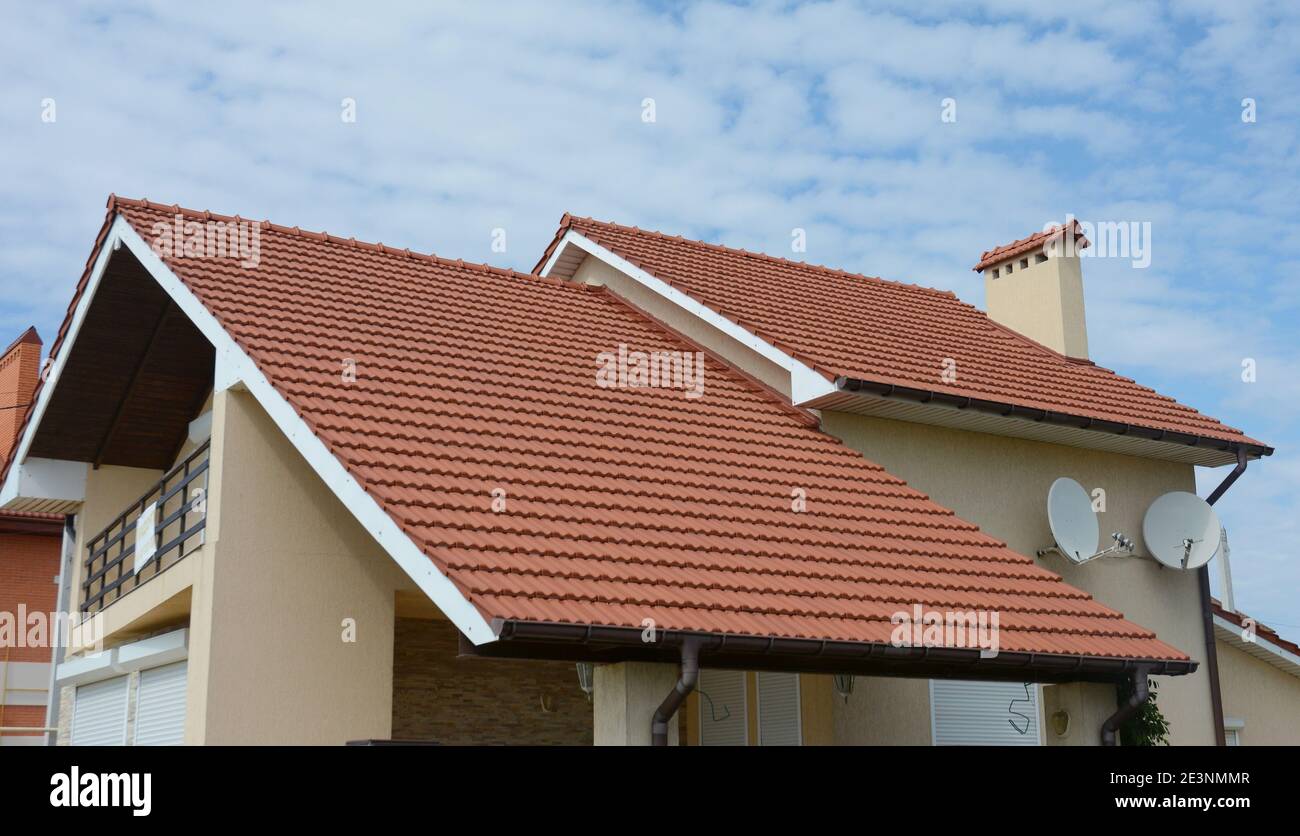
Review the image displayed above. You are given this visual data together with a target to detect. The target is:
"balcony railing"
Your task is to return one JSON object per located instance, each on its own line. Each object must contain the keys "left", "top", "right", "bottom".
{"left": 81, "top": 440, "right": 210, "bottom": 614}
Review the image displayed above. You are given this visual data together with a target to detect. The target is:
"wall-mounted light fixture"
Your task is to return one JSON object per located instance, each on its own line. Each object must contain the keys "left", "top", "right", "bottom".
{"left": 1050, "top": 709, "right": 1071, "bottom": 737}
{"left": 833, "top": 674, "right": 854, "bottom": 701}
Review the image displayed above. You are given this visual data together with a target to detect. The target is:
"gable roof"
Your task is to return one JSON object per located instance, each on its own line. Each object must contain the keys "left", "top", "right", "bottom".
{"left": 4, "top": 196, "right": 1194, "bottom": 676}
{"left": 537, "top": 215, "right": 1269, "bottom": 464}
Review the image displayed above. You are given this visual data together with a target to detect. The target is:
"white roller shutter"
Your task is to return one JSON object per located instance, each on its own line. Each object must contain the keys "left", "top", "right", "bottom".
{"left": 698, "top": 669, "right": 747, "bottom": 746}
{"left": 71, "top": 675, "right": 129, "bottom": 745}
{"left": 134, "top": 661, "right": 188, "bottom": 745}
{"left": 756, "top": 672, "right": 801, "bottom": 746}
{"left": 931, "top": 680, "right": 1041, "bottom": 745}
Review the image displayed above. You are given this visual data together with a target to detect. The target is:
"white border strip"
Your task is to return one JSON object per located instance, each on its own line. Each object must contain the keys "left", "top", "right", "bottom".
{"left": 1214, "top": 614, "right": 1300, "bottom": 675}
{"left": 541, "top": 231, "right": 836, "bottom": 404}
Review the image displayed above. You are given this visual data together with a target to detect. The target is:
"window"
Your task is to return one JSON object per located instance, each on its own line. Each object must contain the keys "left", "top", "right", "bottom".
{"left": 1019, "top": 258, "right": 1029, "bottom": 269}
{"left": 1035, "top": 253, "right": 1048, "bottom": 264}
{"left": 930, "top": 680, "right": 1041, "bottom": 746}
{"left": 1005, "top": 263, "right": 1013, "bottom": 274}
{"left": 134, "top": 661, "right": 188, "bottom": 745}
{"left": 756, "top": 672, "right": 801, "bottom": 745}
{"left": 992, "top": 267, "right": 1000, "bottom": 278}
{"left": 71, "top": 675, "right": 129, "bottom": 745}
{"left": 698, "top": 670, "right": 803, "bottom": 745}
{"left": 1224, "top": 717, "right": 1245, "bottom": 746}
{"left": 698, "top": 669, "right": 747, "bottom": 745}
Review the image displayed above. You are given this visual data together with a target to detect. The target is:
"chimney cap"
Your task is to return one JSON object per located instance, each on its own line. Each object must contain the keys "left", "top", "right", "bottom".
{"left": 973, "top": 219, "right": 1090, "bottom": 273}
{"left": 2, "top": 326, "right": 41, "bottom": 358}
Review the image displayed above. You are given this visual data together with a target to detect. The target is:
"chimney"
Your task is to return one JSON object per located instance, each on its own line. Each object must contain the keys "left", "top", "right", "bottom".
{"left": 0, "top": 326, "right": 42, "bottom": 468}
{"left": 974, "top": 220, "right": 1090, "bottom": 359}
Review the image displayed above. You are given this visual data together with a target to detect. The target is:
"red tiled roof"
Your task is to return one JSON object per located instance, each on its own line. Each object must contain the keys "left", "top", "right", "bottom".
{"left": 19, "top": 196, "right": 1192, "bottom": 664}
{"left": 972, "top": 220, "right": 1089, "bottom": 272}
{"left": 540, "top": 215, "right": 1265, "bottom": 451}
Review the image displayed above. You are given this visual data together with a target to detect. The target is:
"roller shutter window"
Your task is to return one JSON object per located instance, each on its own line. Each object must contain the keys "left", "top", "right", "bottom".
{"left": 756, "top": 671, "right": 801, "bottom": 746}
{"left": 71, "top": 675, "right": 129, "bottom": 746}
{"left": 931, "top": 680, "right": 1041, "bottom": 746}
{"left": 134, "top": 661, "right": 188, "bottom": 746}
{"left": 698, "top": 669, "right": 747, "bottom": 746}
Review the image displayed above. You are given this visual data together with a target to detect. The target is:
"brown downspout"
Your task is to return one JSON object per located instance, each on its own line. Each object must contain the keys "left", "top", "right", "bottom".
{"left": 1198, "top": 445, "right": 1249, "bottom": 747}
{"left": 1101, "top": 666, "right": 1151, "bottom": 746}
{"left": 651, "top": 636, "right": 708, "bottom": 746}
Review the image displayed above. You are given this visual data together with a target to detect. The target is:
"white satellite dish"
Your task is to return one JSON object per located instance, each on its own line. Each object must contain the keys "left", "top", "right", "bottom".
{"left": 1044, "top": 477, "right": 1099, "bottom": 563}
{"left": 1143, "top": 491, "right": 1221, "bottom": 570}
{"left": 1037, "top": 477, "right": 1134, "bottom": 565}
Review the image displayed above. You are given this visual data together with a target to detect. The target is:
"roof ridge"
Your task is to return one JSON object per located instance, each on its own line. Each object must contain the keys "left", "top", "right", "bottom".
{"left": 109, "top": 194, "right": 567, "bottom": 290}
{"left": 565, "top": 214, "right": 960, "bottom": 299}
{"left": 2, "top": 325, "right": 41, "bottom": 358}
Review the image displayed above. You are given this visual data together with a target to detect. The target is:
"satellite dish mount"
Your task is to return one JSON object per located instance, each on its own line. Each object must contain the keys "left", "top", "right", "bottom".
{"left": 1036, "top": 477, "right": 1135, "bottom": 565}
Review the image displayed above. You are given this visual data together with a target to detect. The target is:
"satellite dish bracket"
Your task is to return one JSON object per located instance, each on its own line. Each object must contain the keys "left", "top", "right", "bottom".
{"left": 1037, "top": 531, "right": 1135, "bottom": 565}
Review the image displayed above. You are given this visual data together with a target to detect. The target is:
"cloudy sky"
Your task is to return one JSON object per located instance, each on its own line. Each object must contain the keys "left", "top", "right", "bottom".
{"left": 2, "top": 1, "right": 1297, "bottom": 627}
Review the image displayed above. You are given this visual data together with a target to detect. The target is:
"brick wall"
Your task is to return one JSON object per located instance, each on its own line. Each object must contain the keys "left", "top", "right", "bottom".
{"left": 0, "top": 532, "right": 61, "bottom": 663}
{"left": 392, "top": 618, "right": 592, "bottom": 745}
{"left": 0, "top": 328, "right": 41, "bottom": 464}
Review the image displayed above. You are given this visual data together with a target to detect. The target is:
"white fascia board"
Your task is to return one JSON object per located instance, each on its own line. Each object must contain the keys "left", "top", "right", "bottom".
{"left": 0, "top": 227, "right": 121, "bottom": 507}
{"left": 544, "top": 231, "right": 836, "bottom": 404}
{"left": 57, "top": 628, "right": 188, "bottom": 686}
{"left": 1, "top": 458, "right": 88, "bottom": 509}
{"left": 112, "top": 219, "right": 499, "bottom": 645}
{"left": 1214, "top": 614, "right": 1300, "bottom": 675}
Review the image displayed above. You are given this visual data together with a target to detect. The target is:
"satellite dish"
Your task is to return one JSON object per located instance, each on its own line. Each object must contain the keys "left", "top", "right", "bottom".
{"left": 1044, "top": 477, "right": 1099, "bottom": 563}
{"left": 1143, "top": 492, "right": 1221, "bottom": 570}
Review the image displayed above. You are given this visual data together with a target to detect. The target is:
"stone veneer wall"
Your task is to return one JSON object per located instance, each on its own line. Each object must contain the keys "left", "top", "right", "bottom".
{"left": 392, "top": 618, "right": 592, "bottom": 745}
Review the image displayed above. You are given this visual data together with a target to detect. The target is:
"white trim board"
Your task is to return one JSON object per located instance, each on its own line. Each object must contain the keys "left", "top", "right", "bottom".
{"left": 1214, "top": 614, "right": 1300, "bottom": 679}
{"left": 4, "top": 215, "right": 497, "bottom": 646}
{"left": 540, "top": 230, "right": 836, "bottom": 404}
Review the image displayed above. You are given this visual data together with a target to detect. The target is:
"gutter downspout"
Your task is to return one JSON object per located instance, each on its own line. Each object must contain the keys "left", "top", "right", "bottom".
{"left": 651, "top": 636, "right": 708, "bottom": 746}
{"left": 1198, "top": 445, "right": 1249, "bottom": 747}
{"left": 1101, "top": 666, "right": 1151, "bottom": 746}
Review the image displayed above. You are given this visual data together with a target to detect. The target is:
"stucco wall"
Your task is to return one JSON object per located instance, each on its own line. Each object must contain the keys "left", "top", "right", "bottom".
{"left": 1216, "top": 639, "right": 1300, "bottom": 745}
{"left": 820, "top": 410, "right": 1215, "bottom": 745}
{"left": 189, "top": 387, "right": 406, "bottom": 744}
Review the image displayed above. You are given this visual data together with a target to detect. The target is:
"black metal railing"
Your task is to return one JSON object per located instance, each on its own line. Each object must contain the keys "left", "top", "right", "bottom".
{"left": 81, "top": 440, "right": 210, "bottom": 613}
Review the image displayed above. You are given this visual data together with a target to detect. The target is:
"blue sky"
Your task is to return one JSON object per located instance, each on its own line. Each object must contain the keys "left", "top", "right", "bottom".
{"left": 1, "top": 1, "right": 1297, "bottom": 627}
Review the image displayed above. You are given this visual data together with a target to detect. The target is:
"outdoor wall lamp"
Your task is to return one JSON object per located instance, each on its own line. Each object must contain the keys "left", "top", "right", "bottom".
{"left": 833, "top": 673, "right": 854, "bottom": 701}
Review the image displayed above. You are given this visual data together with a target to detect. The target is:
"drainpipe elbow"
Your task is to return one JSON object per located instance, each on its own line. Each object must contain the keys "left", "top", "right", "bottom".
{"left": 651, "top": 637, "right": 706, "bottom": 746}
{"left": 1101, "top": 667, "right": 1151, "bottom": 746}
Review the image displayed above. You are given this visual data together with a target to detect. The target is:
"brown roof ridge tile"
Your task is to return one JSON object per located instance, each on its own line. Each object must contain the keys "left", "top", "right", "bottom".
{"left": 564, "top": 213, "right": 961, "bottom": 299}
{"left": 109, "top": 195, "right": 579, "bottom": 292}
{"left": 973, "top": 218, "right": 1091, "bottom": 272}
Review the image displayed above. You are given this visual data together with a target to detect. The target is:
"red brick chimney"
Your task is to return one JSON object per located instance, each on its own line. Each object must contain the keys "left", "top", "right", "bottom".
{"left": 0, "top": 326, "right": 42, "bottom": 468}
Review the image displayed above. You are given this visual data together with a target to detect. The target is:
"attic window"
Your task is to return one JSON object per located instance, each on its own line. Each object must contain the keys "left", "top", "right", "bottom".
{"left": 1035, "top": 253, "right": 1048, "bottom": 264}
{"left": 992, "top": 267, "right": 1000, "bottom": 278}
{"left": 1020, "top": 258, "right": 1029, "bottom": 269}
{"left": 1005, "top": 262, "right": 1013, "bottom": 274}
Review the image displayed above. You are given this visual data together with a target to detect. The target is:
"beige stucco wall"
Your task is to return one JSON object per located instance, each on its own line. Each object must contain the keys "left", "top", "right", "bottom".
{"left": 1216, "top": 639, "right": 1300, "bottom": 745}
{"left": 984, "top": 252, "right": 1088, "bottom": 358}
{"left": 187, "top": 386, "right": 406, "bottom": 744}
{"left": 820, "top": 411, "right": 1214, "bottom": 745}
